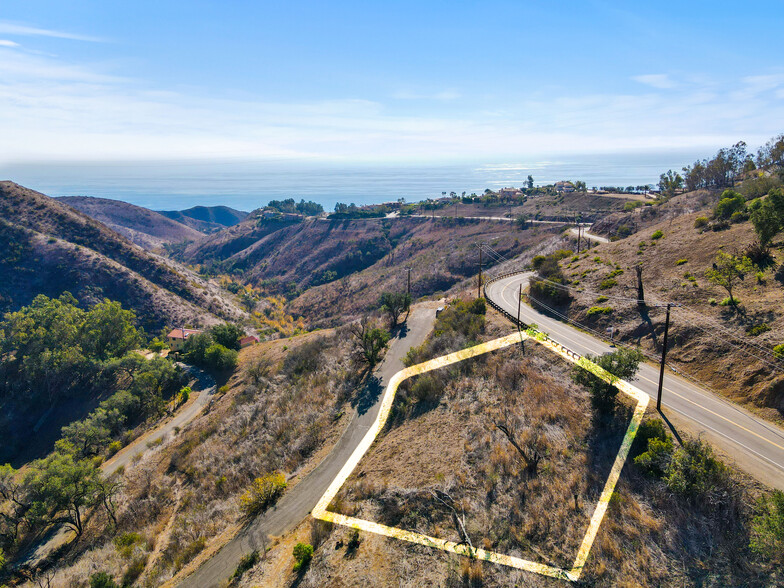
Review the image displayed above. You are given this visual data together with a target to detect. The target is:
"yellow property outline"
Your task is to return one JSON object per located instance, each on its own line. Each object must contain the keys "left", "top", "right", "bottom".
{"left": 312, "top": 328, "right": 649, "bottom": 582}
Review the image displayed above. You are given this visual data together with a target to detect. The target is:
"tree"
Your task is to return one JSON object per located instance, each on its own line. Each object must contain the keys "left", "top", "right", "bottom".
{"left": 239, "top": 472, "right": 287, "bottom": 517}
{"left": 60, "top": 419, "right": 110, "bottom": 458}
{"left": 350, "top": 319, "right": 391, "bottom": 368}
{"left": 23, "top": 451, "right": 99, "bottom": 536}
{"left": 292, "top": 542, "right": 314, "bottom": 571}
{"left": 527, "top": 175, "right": 534, "bottom": 189}
{"left": 89, "top": 572, "right": 119, "bottom": 588}
{"left": 757, "top": 134, "right": 784, "bottom": 169}
{"left": 750, "top": 188, "right": 784, "bottom": 246}
{"left": 705, "top": 251, "right": 753, "bottom": 306}
{"left": 658, "top": 169, "right": 683, "bottom": 199}
{"left": 713, "top": 189, "right": 746, "bottom": 220}
{"left": 79, "top": 300, "right": 142, "bottom": 360}
{"left": 380, "top": 291, "right": 411, "bottom": 329}
{"left": 209, "top": 323, "right": 245, "bottom": 350}
{"left": 572, "top": 347, "right": 644, "bottom": 410}
{"left": 183, "top": 332, "right": 213, "bottom": 365}
{"left": 204, "top": 343, "right": 238, "bottom": 371}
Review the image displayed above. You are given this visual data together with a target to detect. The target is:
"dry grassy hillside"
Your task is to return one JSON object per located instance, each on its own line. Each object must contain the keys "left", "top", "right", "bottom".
{"left": 283, "top": 218, "right": 560, "bottom": 325}
{"left": 59, "top": 196, "right": 204, "bottom": 250}
{"left": 229, "top": 300, "right": 776, "bottom": 587}
{"left": 0, "top": 183, "right": 246, "bottom": 330}
{"left": 556, "top": 194, "right": 784, "bottom": 420}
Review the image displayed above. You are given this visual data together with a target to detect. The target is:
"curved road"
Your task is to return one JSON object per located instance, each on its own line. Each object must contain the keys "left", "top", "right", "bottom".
{"left": 487, "top": 273, "right": 784, "bottom": 490}
{"left": 177, "top": 305, "right": 437, "bottom": 587}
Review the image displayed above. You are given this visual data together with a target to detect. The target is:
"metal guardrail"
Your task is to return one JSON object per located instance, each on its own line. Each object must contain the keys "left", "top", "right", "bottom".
{"left": 483, "top": 271, "right": 585, "bottom": 363}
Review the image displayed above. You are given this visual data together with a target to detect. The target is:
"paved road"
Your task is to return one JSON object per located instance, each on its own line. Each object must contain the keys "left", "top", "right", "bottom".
{"left": 568, "top": 227, "right": 609, "bottom": 244}
{"left": 103, "top": 364, "right": 215, "bottom": 474}
{"left": 22, "top": 365, "right": 215, "bottom": 568}
{"left": 486, "top": 273, "right": 784, "bottom": 490}
{"left": 178, "top": 306, "right": 437, "bottom": 587}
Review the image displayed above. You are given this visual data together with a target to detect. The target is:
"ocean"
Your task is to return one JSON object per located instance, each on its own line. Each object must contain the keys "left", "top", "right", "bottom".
{"left": 0, "top": 151, "right": 699, "bottom": 212}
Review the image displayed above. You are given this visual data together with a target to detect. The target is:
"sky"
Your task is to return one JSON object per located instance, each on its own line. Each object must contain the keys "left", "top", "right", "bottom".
{"left": 1, "top": 1, "right": 783, "bottom": 164}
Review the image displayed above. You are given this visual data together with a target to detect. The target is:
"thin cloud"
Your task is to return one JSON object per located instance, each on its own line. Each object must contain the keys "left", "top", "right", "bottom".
{"left": 0, "top": 21, "right": 104, "bottom": 42}
{"left": 393, "top": 90, "right": 461, "bottom": 101}
{"left": 0, "top": 39, "right": 19, "bottom": 47}
{"left": 631, "top": 74, "right": 676, "bottom": 89}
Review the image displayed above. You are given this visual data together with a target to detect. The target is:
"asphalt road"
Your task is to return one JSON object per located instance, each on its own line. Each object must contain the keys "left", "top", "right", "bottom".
{"left": 103, "top": 364, "right": 215, "bottom": 474}
{"left": 178, "top": 305, "right": 437, "bottom": 587}
{"left": 22, "top": 364, "right": 215, "bottom": 568}
{"left": 486, "top": 272, "right": 784, "bottom": 490}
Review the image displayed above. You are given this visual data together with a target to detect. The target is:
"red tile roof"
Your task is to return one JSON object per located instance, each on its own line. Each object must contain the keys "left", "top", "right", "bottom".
{"left": 167, "top": 328, "right": 202, "bottom": 340}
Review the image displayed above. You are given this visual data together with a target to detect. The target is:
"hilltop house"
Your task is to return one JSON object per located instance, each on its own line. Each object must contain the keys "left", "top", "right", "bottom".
{"left": 498, "top": 187, "right": 523, "bottom": 198}
{"left": 167, "top": 328, "right": 203, "bottom": 351}
{"left": 555, "top": 181, "right": 575, "bottom": 193}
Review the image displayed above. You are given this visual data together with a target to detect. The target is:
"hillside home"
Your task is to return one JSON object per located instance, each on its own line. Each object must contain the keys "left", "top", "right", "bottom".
{"left": 240, "top": 335, "right": 260, "bottom": 348}
{"left": 167, "top": 328, "right": 202, "bottom": 351}
{"left": 498, "top": 187, "right": 522, "bottom": 198}
{"left": 555, "top": 181, "right": 576, "bottom": 193}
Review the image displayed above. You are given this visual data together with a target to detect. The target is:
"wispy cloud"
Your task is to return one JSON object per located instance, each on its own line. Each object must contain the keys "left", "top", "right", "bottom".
{"left": 631, "top": 74, "right": 676, "bottom": 89}
{"left": 0, "top": 39, "right": 19, "bottom": 47}
{"left": 0, "top": 21, "right": 104, "bottom": 42}
{"left": 0, "top": 46, "right": 782, "bottom": 163}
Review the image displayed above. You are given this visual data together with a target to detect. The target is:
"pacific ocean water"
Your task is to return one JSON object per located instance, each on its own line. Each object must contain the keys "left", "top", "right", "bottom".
{"left": 0, "top": 151, "right": 699, "bottom": 212}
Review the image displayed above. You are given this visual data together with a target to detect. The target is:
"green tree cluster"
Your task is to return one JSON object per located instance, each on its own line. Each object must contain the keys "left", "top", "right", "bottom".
{"left": 183, "top": 331, "right": 238, "bottom": 372}
{"left": 713, "top": 189, "right": 746, "bottom": 220}
{"left": 266, "top": 198, "right": 324, "bottom": 216}
{"left": 750, "top": 188, "right": 784, "bottom": 246}
{"left": 0, "top": 294, "right": 143, "bottom": 405}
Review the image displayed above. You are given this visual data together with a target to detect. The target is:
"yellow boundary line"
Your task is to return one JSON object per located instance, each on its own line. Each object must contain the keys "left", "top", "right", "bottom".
{"left": 312, "top": 328, "right": 649, "bottom": 582}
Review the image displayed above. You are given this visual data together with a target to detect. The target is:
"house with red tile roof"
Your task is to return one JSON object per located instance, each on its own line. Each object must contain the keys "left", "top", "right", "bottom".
{"left": 166, "top": 328, "right": 202, "bottom": 351}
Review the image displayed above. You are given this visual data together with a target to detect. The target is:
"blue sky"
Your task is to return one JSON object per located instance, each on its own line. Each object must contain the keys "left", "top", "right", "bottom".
{"left": 1, "top": 1, "right": 783, "bottom": 163}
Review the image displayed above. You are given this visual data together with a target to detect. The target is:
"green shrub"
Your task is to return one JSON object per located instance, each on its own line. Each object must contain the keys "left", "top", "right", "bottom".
{"left": 232, "top": 550, "right": 260, "bottom": 580}
{"left": 708, "top": 297, "right": 718, "bottom": 305}
{"left": 651, "top": 230, "right": 663, "bottom": 240}
{"left": 572, "top": 347, "right": 644, "bottom": 411}
{"left": 730, "top": 210, "right": 746, "bottom": 223}
{"left": 676, "top": 259, "right": 688, "bottom": 265}
{"left": 107, "top": 440, "right": 122, "bottom": 456}
{"left": 714, "top": 190, "right": 746, "bottom": 220}
{"left": 634, "top": 437, "right": 675, "bottom": 478}
{"left": 586, "top": 306, "right": 613, "bottom": 317}
{"left": 293, "top": 542, "right": 314, "bottom": 571}
{"left": 595, "top": 295, "right": 608, "bottom": 303}
{"left": 664, "top": 439, "right": 727, "bottom": 499}
{"left": 121, "top": 556, "right": 147, "bottom": 586}
{"left": 607, "top": 268, "right": 624, "bottom": 278}
{"left": 599, "top": 278, "right": 617, "bottom": 289}
{"left": 89, "top": 572, "right": 118, "bottom": 588}
{"left": 694, "top": 216, "right": 709, "bottom": 228}
{"left": 114, "top": 532, "right": 144, "bottom": 558}
{"left": 719, "top": 297, "right": 739, "bottom": 306}
{"left": 239, "top": 472, "right": 287, "bottom": 517}
{"left": 410, "top": 374, "right": 441, "bottom": 404}
{"left": 747, "top": 323, "right": 771, "bottom": 337}
{"left": 774, "top": 344, "right": 784, "bottom": 360}
{"left": 750, "top": 490, "right": 784, "bottom": 562}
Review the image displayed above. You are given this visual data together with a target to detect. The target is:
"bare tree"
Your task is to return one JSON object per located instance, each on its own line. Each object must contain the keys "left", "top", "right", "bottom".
{"left": 430, "top": 489, "right": 473, "bottom": 553}
{"left": 491, "top": 409, "right": 545, "bottom": 477}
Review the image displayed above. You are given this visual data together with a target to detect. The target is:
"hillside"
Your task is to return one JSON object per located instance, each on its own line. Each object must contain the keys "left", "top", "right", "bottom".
{"left": 182, "top": 215, "right": 564, "bottom": 327}
{"left": 0, "top": 182, "right": 245, "bottom": 332}
{"left": 547, "top": 189, "right": 784, "bottom": 421}
{"left": 158, "top": 205, "right": 249, "bottom": 233}
{"left": 58, "top": 196, "right": 204, "bottom": 250}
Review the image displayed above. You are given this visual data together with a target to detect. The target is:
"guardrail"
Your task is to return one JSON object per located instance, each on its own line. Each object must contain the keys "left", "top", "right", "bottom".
{"left": 483, "top": 271, "right": 585, "bottom": 363}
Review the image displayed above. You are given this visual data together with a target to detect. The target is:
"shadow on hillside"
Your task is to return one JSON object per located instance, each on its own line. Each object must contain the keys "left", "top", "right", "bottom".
{"left": 352, "top": 375, "right": 382, "bottom": 416}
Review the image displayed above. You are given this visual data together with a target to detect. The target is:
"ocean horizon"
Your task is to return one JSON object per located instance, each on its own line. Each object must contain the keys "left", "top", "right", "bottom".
{"left": 1, "top": 151, "right": 701, "bottom": 212}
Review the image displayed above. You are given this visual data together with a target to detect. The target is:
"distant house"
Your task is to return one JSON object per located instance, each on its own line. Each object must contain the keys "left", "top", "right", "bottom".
{"left": 240, "top": 335, "right": 260, "bottom": 348}
{"left": 555, "top": 181, "right": 575, "bottom": 193}
{"left": 499, "top": 187, "right": 522, "bottom": 198}
{"left": 167, "top": 328, "right": 202, "bottom": 351}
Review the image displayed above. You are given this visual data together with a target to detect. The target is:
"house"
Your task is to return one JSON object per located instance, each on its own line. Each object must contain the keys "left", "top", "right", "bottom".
{"left": 240, "top": 335, "right": 260, "bottom": 348}
{"left": 166, "top": 328, "right": 202, "bottom": 351}
{"left": 555, "top": 181, "right": 575, "bottom": 193}
{"left": 498, "top": 187, "right": 522, "bottom": 198}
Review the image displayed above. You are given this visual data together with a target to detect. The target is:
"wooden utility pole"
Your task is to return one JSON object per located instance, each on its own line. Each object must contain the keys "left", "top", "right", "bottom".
{"left": 656, "top": 303, "right": 672, "bottom": 411}
{"left": 635, "top": 264, "right": 645, "bottom": 308}
{"left": 478, "top": 244, "right": 483, "bottom": 299}
{"left": 577, "top": 224, "right": 582, "bottom": 253}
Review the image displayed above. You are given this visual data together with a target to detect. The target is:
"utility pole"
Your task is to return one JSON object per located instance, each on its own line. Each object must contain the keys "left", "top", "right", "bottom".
{"left": 577, "top": 224, "right": 582, "bottom": 253}
{"left": 478, "top": 243, "right": 483, "bottom": 299}
{"left": 656, "top": 303, "right": 672, "bottom": 411}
